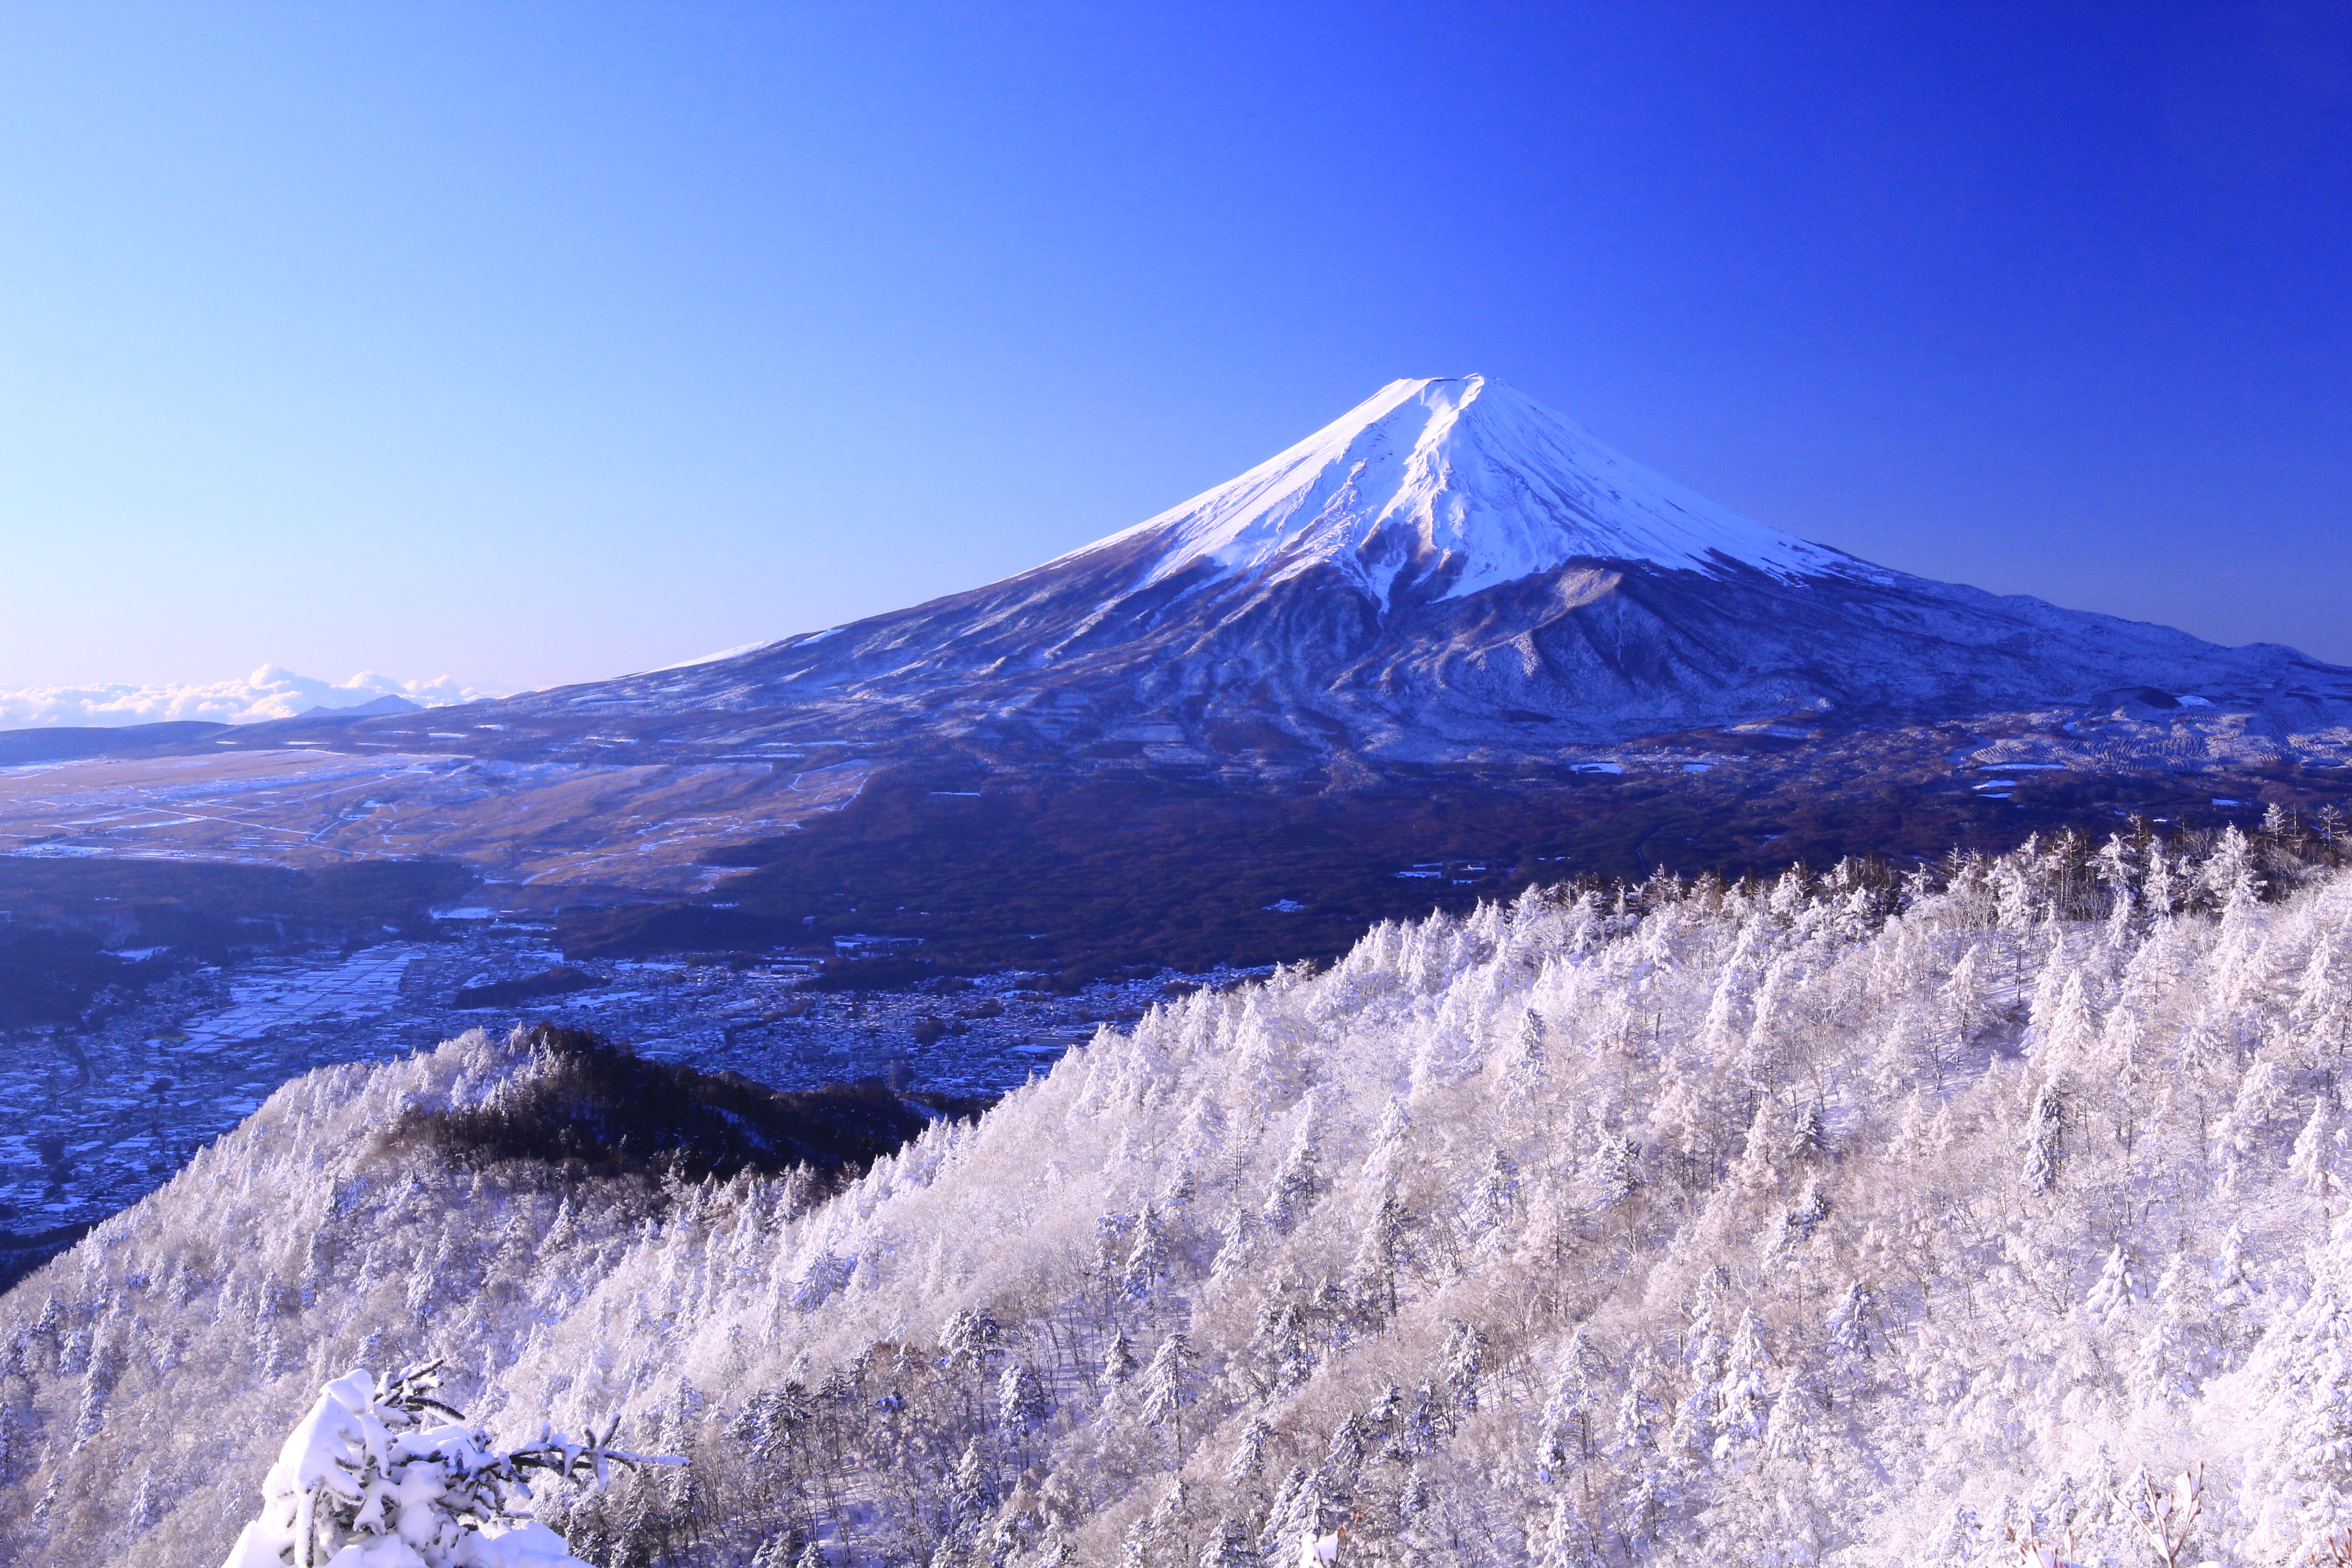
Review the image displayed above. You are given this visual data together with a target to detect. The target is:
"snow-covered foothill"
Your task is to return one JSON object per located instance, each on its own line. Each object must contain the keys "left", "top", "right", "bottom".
{"left": 15, "top": 818, "right": 2352, "bottom": 1564}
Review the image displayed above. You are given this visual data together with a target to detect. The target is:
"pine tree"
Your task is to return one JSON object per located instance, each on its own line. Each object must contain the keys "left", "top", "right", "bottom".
{"left": 1535, "top": 1329, "right": 1605, "bottom": 1482}
{"left": 1257, "top": 1468, "right": 1306, "bottom": 1559}
{"left": 1921, "top": 1501, "right": 1979, "bottom": 1565}
{"left": 1710, "top": 1310, "right": 1771, "bottom": 1459}
{"left": 1464, "top": 1148, "right": 1521, "bottom": 1241}
{"left": 2022, "top": 1083, "right": 2067, "bottom": 1192}
{"left": 1350, "top": 1193, "right": 1412, "bottom": 1318}
{"left": 1324, "top": 1413, "right": 1366, "bottom": 1478}
{"left": 1198, "top": 1517, "right": 1257, "bottom": 1568}
{"left": 951, "top": 1439, "right": 994, "bottom": 1518}
{"left": 1079, "top": 1325, "right": 1130, "bottom": 1395}
{"left": 2082, "top": 1245, "right": 2139, "bottom": 1327}
{"left": 1225, "top": 1417, "right": 1272, "bottom": 1482}
{"left": 1122, "top": 1205, "right": 1170, "bottom": 1303}
{"left": 1256, "top": 1467, "right": 1332, "bottom": 1563}
{"left": 1589, "top": 1130, "right": 1641, "bottom": 1208}
{"left": 1143, "top": 1334, "right": 1197, "bottom": 1461}
{"left": 1261, "top": 1121, "right": 1321, "bottom": 1233}
{"left": 940, "top": 1308, "right": 1004, "bottom": 1375}
{"left": 1209, "top": 1206, "right": 1259, "bottom": 1280}
{"left": 1825, "top": 1282, "right": 1874, "bottom": 1362}
{"left": 216, "top": 1362, "right": 671, "bottom": 1568}
{"left": 1440, "top": 1320, "right": 1488, "bottom": 1415}
{"left": 996, "top": 1362, "right": 1050, "bottom": 1432}
{"left": 1144, "top": 1480, "right": 1189, "bottom": 1568}
{"left": 2293, "top": 1098, "right": 2340, "bottom": 1232}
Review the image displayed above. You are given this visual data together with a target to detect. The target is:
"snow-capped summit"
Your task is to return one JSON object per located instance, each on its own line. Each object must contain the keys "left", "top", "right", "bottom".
{"left": 1070, "top": 375, "right": 1872, "bottom": 599}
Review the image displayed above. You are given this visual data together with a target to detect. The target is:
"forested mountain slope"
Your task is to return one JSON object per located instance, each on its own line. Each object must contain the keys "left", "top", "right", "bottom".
{"left": 10, "top": 819, "right": 2352, "bottom": 1566}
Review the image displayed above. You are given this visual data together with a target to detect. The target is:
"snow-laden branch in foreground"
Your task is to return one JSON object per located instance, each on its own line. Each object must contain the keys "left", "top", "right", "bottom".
{"left": 219, "top": 1361, "right": 675, "bottom": 1568}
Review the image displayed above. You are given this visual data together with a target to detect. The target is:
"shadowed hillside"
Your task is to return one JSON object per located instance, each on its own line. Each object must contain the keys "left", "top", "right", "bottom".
{"left": 388, "top": 1023, "right": 946, "bottom": 1180}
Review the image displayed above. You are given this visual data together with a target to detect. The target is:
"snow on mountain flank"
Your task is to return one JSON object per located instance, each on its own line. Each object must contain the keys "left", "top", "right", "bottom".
{"left": 1064, "top": 375, "right": 1880, "bottom": 598}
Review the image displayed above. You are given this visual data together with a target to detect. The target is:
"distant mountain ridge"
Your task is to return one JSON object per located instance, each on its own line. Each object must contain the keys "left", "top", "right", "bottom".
{"left": 425, "top": 374, "right": 2348, "bottom": 777}
{"left": 294, "top": 693, "right": 421, "bottom": 720}
{"left": 0, "top": 719, "right": 230, "bottom": 767}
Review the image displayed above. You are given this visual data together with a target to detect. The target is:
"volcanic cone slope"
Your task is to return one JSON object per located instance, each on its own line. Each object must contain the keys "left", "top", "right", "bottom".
{"left": 466, "top": 376, "right": 2346, "bottom": 772}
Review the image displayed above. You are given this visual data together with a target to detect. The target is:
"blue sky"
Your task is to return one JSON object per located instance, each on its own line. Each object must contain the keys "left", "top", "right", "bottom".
{"left": 1, "top": 0, "right": 2346, "bottom": 697}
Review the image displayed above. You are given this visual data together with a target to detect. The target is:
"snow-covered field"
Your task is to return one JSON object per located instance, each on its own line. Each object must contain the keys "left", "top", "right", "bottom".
{"left": 173, "top": 949, "right": 420, "bottom": 1051}
{"left": 0, "top": 747, "right": 863, "bottom": 893}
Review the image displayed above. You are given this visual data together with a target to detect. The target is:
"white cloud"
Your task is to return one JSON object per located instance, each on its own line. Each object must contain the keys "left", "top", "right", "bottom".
{"left": 0, "top": 665, "right": 510, "bottom": 728}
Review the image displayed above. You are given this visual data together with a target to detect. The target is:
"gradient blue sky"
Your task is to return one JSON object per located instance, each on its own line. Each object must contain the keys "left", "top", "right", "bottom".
{"left": 2, "top": 0, "right": 2347, "bottom": 696}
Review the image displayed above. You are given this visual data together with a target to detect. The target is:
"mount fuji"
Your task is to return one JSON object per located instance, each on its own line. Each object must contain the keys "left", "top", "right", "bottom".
{"left": 26, "top": 376, "right": 2352, "bottom": 964}
{"left": 438, "top": 374, "right": 2347, "bottom": 777}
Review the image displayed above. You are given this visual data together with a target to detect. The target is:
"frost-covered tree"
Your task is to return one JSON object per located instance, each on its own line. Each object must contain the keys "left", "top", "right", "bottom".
{"left": 1142, "top": 1333, "right": 1197, "bottom": 1461}
{"left": 218, "top": 1362, "right": 667, "bottom": 1568}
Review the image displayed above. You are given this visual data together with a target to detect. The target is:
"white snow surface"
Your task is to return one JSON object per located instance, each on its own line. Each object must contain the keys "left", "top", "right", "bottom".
{"left": 1062, "top": 375, "right": 1877, "bottom": 598}
{"left": 219, "top": 1370, "right": 593, "bottom": 1568}
{"left": 645, "top": 639, "right": 780, "bottom": 673}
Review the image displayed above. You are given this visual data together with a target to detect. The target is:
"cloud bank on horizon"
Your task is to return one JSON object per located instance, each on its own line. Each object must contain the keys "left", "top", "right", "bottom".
{"left": 0, "top": 666, "right": 509, "bottom": 728}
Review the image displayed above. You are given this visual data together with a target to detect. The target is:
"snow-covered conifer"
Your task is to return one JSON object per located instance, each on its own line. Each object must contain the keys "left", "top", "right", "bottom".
{"left": 1921, "top": 1500, "right": 1979, "bottom": 1565}
{"left": 2082, "top": 1245, "right": 2139, "bottom": 1327}
{"left": 1103, "top": 1329, "right": 1138, "bottom": 1385}
{"left": 1463, "top": 1148, "right": 1520, "bottom": 1241}
{"left": 2022, "top": 1083, "right": 2067, "bottom": 1192}
{"left": 1260, "top": 1120, "right": 1321, "bottom": 1233}
{"left": 1208, "top": 1205, "right": 1259, "bottom": 1280}
{"left": 217, "top": 1362, "right": 669, "bottom": 1568}
{"left": 1515, "top": 1006, "right": 1547, "bottom": 1069}
{"left": 1439, "top": 1320, "right": 1487, "bottom": 1416}
{"left": 1710, "top": 1310, "right": 1771, "bottom": 1459}
{"left": 1224, "top": 1416, "right": 1271, "bottom": 1482}
{"left": 1122, "top": 1205, "right": 1170, "bottom": 1303}
{"left": 1824, "top": 1281, "right": 1873, "bottom": 1363}
{"left": 940, "top": 1308, "right": 1004, "bottom": 1374}
{"left": 1142, "top": 1334, "right": 1196, "bottom": 1458}
{"left": 2292, "top": 1098, "right": 2339, "bottom": 1219}
{"left": 996, "top": 1362, "right": 1050, "bottom": 1432}
{"left": 1197, "top": 1517, "right": 1256, "bottom": 1568}
{"left": 1350, "top": 1194, "right": 1412, "bottom": 1318}
{"left": 1534, "top": 1329, "right": 1605, "bottom": 1482}
{"left": 951, "top": 1439, "right": 994, "bottom": 1516}
{"left": 1588, "top": 1131, "right": 1641, "bottom": 1208}
{"left": 1255, "top": 1468, "right": 1332, "bottom": 1563}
